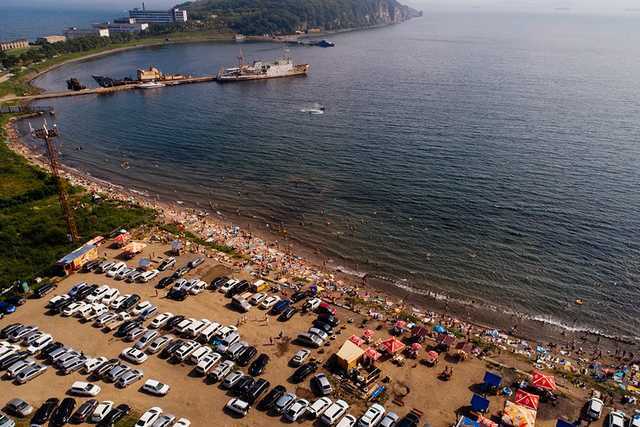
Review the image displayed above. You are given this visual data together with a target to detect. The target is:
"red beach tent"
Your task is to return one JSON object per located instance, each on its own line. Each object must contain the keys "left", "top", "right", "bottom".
{"left": 515, "top": 389, "right": 540, "bottom": 411}
{"left": 411, "top": 343, "right": 423, "bottom": 351}
{"left": 362, "top": 329, "right": 375, "bottom": 339}
{"left": 531, "top": 371, "right": 557, "bottom": 391}
{"left": 349, "top": 335, "right": 365, "bottom": 347}
{"left": 363, "top": 347, "right": 382, "bottom": 361}
{"left": 380, "top": 337, "right": 406, "bottom": 354}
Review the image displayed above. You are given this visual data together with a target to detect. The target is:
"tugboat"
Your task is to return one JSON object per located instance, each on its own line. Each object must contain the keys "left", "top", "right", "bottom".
{"left": 217, "top": 50, "right": 309, "bottom": 82}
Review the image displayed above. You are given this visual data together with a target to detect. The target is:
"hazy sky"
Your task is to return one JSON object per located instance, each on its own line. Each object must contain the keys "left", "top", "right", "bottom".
{"left": 5, "top": 0, "right": 640, "bottom": 15}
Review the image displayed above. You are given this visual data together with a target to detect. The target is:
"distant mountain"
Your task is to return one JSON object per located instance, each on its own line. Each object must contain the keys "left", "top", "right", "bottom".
{"left": 178, "top": 0, "right": 422, "bottom": 35}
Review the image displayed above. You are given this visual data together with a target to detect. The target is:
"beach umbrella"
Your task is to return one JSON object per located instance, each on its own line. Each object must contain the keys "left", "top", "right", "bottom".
{"left": 379, "top": 336, "right": 405, "bottom": 354}
{"left": 531, "top": 370, "right": 557, "bottom": 391}
{"left": 349, "top": 335, "right": 365, "bottom": 347}
{"left": 514, "top": 389, "right": 540, "bottom": 410}
{"left": 433, "top": 325, "right": 447, "bottom": 334}
{"left": 411, "top": 343, "right": 422, "bottom": 351}
{"left": 362, "top": 329, "right": 375, "bottom": 339}
{"left": 364, "top": 347, "right": 382, "bottom": 361}
{"left": 394, "top": 320, "right": 407, "bottom": 329}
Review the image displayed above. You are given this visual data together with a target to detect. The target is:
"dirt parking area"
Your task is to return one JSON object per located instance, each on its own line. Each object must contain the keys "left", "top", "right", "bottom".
{"left": 0, "top": 242, "right": 585, "bottom": 427}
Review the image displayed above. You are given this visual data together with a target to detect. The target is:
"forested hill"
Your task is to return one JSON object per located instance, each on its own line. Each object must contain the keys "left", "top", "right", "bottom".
{"left": 178, "top": 0, "right": 422, "bottom": 35}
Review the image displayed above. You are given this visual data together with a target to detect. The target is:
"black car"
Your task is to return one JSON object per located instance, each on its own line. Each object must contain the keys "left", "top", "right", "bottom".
{"left": 165, "top": 315, "right": 185, "bottom": 330}
{"left": 290, "top": 290, "right": 308, "bottom": 303}
{"left": 118, "top": 294, "right": 141, "bottom": 312}
{"left": 158, "top": 258, "right": 176, "bottom": 271}
{"left": 50, "top": 298, "right": 74, "bottom": 314}
{"left": 249, "top": 353, "right": 270, "bottom": 376}
{"left": 237, "top": 346, "right": 258, "bottom": 367}
{"left": 156, "top": 276, "right": 174, "bottom": 289}
{"left": 50, "top": 397, "right": 76, "bottom": 426}
{"left": 397, "top": 412, "right": 421, "bottom": 427}
{"left": 0, "top": 350, "right": 29, "bottom": 370}
{"left": 210, "top": 276, "right": 229, "bottom": 290}
{"left": 115, "top": 320, "right": 141, "bottom": 338}
{"left": 317, "top": 313, "right": 340, "bottom": 327}
{"left": 291, "top": 362, "right": 317, "bottom": 383}
{"left": 34, "top": 283, "right": 57, "bottom": 298}
{"left": 257, "top": 385, "right": 286, "bottom": 411}
{"left": 0, "top": 322, "right": 20, "bottom": 338}
{"left": 278, "top": 307, "right": 298, "bottom": 322}
{"left": 31, "top": 398, "right": 59, "bottom": 426}
{"left": 82, "top": 259, "right": 103, "bottom": 272}
{"left": 312, "top": 320, "right": 333, "bottom": 333}
{"left": 226, "top": 280, "right": 250, "bottom": 298}
{"left": 245, "top": 378, "right": 271, "bottom": 403}
{"left": 70, "top": 399, "right": 98, "bottom": 424}
{"left": 5, "top": 295, "right": 26, "bottom": 306}
{"left": 74, "top": 284, "right": 98, "bottom": 301}
{"left": 97, "top": 403, "right": 130, "bottom": 427}
{"left": 232, "top": 375, "right": 254, "bottom": 395}
{"left": 161, "top": 339, "right": 184, "bottom": 358}
{"left": 41, "top": 341, "right": 64, "bottom": 359}
{"left": 167, "top": 288, "right": 188, "bottom": 301}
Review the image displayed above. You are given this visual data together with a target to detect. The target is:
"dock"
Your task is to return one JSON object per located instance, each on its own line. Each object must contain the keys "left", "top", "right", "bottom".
{"left": 3, "top": 75, "right": 218, "bottom": 102}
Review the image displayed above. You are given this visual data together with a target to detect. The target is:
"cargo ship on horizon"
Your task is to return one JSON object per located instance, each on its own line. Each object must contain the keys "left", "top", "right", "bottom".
{"left": 216, "top": 51, "right": 309, "bottom": 82}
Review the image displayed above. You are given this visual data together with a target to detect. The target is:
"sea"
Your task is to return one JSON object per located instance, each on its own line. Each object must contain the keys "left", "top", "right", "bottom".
{"left": 13, "top": 10, "right": 640, "bottom": 343}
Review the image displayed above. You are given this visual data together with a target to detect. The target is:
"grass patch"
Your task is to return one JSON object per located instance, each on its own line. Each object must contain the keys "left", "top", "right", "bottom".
{"left": 0, "top": 113, "right": 156, "bottom": 286}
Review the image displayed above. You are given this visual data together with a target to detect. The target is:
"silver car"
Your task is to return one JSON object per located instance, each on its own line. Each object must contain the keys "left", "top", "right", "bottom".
{"left": 134, "top": 330, "right": 158, "bottom": 350}
{"left": 152, "top": 414, "right": 176, "bottom": 427}
{"left": 15, "top": 364, "right": 47, "bottom": 384}
{"left": 104, "top": 363, "right": 129, "bottom": 382}
{"left": 116, "top": 368, "right": 143, "bottom": 388}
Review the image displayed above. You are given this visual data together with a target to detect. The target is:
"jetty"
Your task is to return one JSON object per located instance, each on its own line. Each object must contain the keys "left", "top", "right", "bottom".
{"left": 3, "top": 75, "right": 218, "bottom": 102}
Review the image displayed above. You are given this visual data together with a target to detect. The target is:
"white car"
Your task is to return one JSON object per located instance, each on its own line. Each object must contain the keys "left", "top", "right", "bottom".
{"left": 260, "top": 295, "right": 280, "bottom": 309}
{"left": 84, "top": 303, "right": 108, "bottom": 321}
{"left": 195, "top": 352, "right": 222, "bottom": 375}
{"left": 174, "top": 418, "right": 191, "bottom": 427}
{"left": 85, "top": 285, "right": 110, "bottom": 303}
{"left": 358, "top": 404, "right": 386, "bottom": 427}
{"left": 115, "top": 267, "right": 134, "bottom": 281}
{"left": 305, "top": 297, "right": 322, "bottom": 311}
{"left": 70, "top": 381, "right": 102, "bottom": 397}
{"left": 585, "top": 397, "right": 603, "bottom": 420}
{"left": 185, "top": 319, "right": 211, "bottom": 338}
{"left": 219, "top": 279, "right": 238, "bottom": 294}
{"left": 91, "top": 400, "right": 114, "bottom": 422}
{"left": 100, "top": 288, "right": 121, "bottom": 305}
{"left": 131, "top": 301, "right": 153, "bottom": 316}
{"left": 147, "top": 335, "right": 172, "bottom": 354}
{"left": 284, "top": 398, "right": 309, "bottom": 422}
{"left": 121, "top": 347, "right": 148, "bottom": 364}
{"left": 209, "top": 360, "right": 234, "bottom": 382}
{"left": 174, "top": 318, "right": 195, "bottom": 334}
{"left": 62, "top": 301, "right": 86, "bottom": 316}
{"left": 135, "top": 407, "right": 162, "bottom": 427}
{"left": 225, "top": 398, "right": 249, "bottom": 417}
{"left": 117, "top": 368, "right": 144, "bottom": 388}
{"left": 188, "top": 280, "right": 206, "bottom": 295}
{"left": 94, "top": 312, "right": 118, "bottom": 327}
{"left": 26, "top": 334, "right": 53, "bottom": 354}
{"left": 190, "top": 345, "right": 212, "bottom": 364}
{"left": 308, "top": 397, "right": 333, "bottom": 418}
{"left": 135, "top": 330, "right": 159, "bottom": 350}
{"left": 337, "top": 414, "right": 358, "bottom": 427}
{"left": 138, "top": 269, "right": 159, "bottom": 283}
{"left": 150, "top": 312, "right": 173, "bottom": 329}
{"left": 142, "top": 379, "right": 170, "bottom": 396}
{"left": 15, "top": 363, "right": 48, "bottom": 384}
{"left": 47, "top": 294, "right": 69, "bottom": 307}
{"left": 290, "top": 349, "right": 311, "bottom": 366}
{"left": 249, "top": 293, "right": 266, "bottom": 305}
{"left": 106, "top": 262, "right": 127, "bottom": 278}
{"left": 608, "top": 411, "right": 627, "bottom": 427}
{"left": 82, "top": 356, "right": 108, "bottom": 374}
{"left": 75, "top": 304, "right": 94, "bottom": 318}
{"left": 173, "top": 341, "right": 199, "bottom": 361}
{"left": 222, "top": 370, "right": 244, "bottom": 389}
{"left": 320, "top": 400, "right": 350, "bottom": 425}
{"left": 110, "top": 295, "right": 129, "bottom": 310}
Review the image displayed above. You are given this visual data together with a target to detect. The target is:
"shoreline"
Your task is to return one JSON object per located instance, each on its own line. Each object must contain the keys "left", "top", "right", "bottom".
{"left": 5, "top": 116, "right": 637, "bottom": 359}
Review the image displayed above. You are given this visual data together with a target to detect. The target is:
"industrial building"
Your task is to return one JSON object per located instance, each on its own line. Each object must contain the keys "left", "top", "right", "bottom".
{"left": 36, "top": 35, "right": 67, "bottom": 44}
{"left": 128, "top": 4, "right": 188, "bottom": 24}
{"left": 64, "top": 27, "right": 110, "bottom": 39}
{"left": 0, "top": 39, "right": 29, "bottom": 52}
{"left": 94, "top": 18, "right": 149, "bottom": 34}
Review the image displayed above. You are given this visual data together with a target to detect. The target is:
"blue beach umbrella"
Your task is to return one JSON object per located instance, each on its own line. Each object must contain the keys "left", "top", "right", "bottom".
{"left": 433, "top": 325, "right": 446, "bottom": 334}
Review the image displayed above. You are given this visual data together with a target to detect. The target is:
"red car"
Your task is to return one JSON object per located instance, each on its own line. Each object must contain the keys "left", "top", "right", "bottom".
{"left": 317, "top": 302, "right": 336, "bottom": 316}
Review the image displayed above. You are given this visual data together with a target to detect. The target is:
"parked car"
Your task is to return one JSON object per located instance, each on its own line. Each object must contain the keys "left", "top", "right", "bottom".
{"left": 290, "top": 349, "right": 311, "bottom": 366}
{"left": 225, "top": 398, "right": 249, "bottom": 417}
{"left": 260, "top": 295, "right": 281, "bottom": 310}
{"left": 358, "top": 404, "right": 386, "bottom": 427}
{"left": 138, "top": 270, "right": 160, "bottom": 283}
{"left": 69, "top": 381, "right": 101, "bottom": 397}
{"left": 607, "top": 410, "right": 626, "bottom": 427}
{"left": 270, "top": 299, "right": 291, "bottom": 315}
{"left": 174, "top": 418, "right": 191, "bottom": 427}
{"left": 249, "top": 353, "right": 270, "bottom": 376}
{"left": 188, "top": 257, "right": 205, "bottom": 269}
{"left": 152, "top": 413, "right": 176, "bottom": 427}
{"left": 3, "top": 398, "right": 33, "bottom": 417}
{"left": 222, "top": 370, "right": 245, "bottom": 389}
{"left": 150, "top": 312, "right": 173, "bottom": 329}
{"left": 167, "top": 288, "right": 188, "bottom": 301}
{"left": 585, "top": 397, "right": 604, "bottom": 420}
{"left": 135, "top": 330, "right": 159, "bottom": 350}
{"left": 337, "top": 414, "right": 358, "bottom": 427}
{"left": 0, "top": 413, "right": 14, "bottom": 427}
{"left": 284, "top": 398, "right": 309, "bottom": 422}
{"left": 380, "top": 412, "right": 400, "bottom": 427}
{"left": 257, "top": 385, "right": 286, "bottom": 411}
{"left": 208, "top": 360, "right": 235, "bottom": 383}
{"left": 307, "top": 397, "right": 332, "bottom": 419}
{"left": 0, "top": 302, "right": 16, "bottom": 315}
{"left": 158, "top": 257, "right": 176, "bottom": 271}
{"left": 320, "top": 400, "right": 350, "bottom": 426}
{"left": 70, "top": 399, "right": 98, "bottom": 424}
{"left": 116, "top": 369, "right": 144, "bottom": 388}
{"left": 236, "top": 346, "right": 257, "bottom": 367}
{"left": 97, "top": 403, "right": 130, "bottom": 427}
{"left": 136, "top": 407, "right": 162, "bottom": 427}
{"left": 121, "top": 347, "right": 148, "bottom": 364}
{"left": 317, "top": 313, "right": 340, "bottom": 327}
{"left": 273, "top": 392, "right": 297, "bottom": 415}
{"left": 312, "top": 373, "right": 334, "bottom": 396}
{"left": 296, "top": 332, "right": 324, "bottom": 348}
{"left": 50, "top": 397, "right": 76, "bottom": 427}
{"left": 91, "top": 401, "right": 114, "bottom": 423}
{"left": 142, "top": 379, "right": 170, "bottom": 396}
{"left": 245, "top": 378, "right": 271, "bottom": 404}
{"left": 15, "top": 363, "right": 47, "bottom": 384}
{"left": 82, "top": 357, "right": 108, "bottom": 375}
{"left": 304, "top": 297, "right": 322, "bottom": 312}
{"left": 278, "top": 307, "right": 298, "bottom": 321}
{"left": 397, "top": 412, "right": 421, "bottom": 427}
{"left": 34, "top": 283, "right": 57, "bottom": 298}
{"left": 30, "top": 397, "right": 59, "bottom": 426}
{"left": 147, "top": 335, "right": 172, "bottom": 354}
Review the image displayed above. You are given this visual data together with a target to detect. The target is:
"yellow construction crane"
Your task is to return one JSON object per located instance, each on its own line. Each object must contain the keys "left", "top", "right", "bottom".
{"left": 29, "top": 121, "right": 80, "bottom": 242}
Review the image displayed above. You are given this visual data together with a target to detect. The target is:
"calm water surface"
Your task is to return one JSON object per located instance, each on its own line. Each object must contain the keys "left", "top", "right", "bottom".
{"left": 23, "top": 12, "right": 640, "bottom": 341}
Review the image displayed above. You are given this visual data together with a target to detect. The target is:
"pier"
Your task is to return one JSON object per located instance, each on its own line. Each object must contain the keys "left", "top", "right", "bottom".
{"left": 3, "top": 75, "right": 218, "bottom": 102}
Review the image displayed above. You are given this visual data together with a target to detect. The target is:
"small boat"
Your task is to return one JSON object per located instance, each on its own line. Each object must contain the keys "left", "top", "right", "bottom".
{"left": 138, "top": 81, "right": 166, "bottom": 89}
{"left": 317, "top": 40, "right": 335, "bottom": 48}
{"left": 575, "top": 299, "right": 584, "bottom": 305}
{"left": 300, "top": 103, "right": 325, "bottom": 115}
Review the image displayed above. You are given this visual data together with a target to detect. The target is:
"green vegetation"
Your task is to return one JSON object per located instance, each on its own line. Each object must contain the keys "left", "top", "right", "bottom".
{"left": 181, "top": 0, "right": 421, "bottom": 35}
{"left": 0, "top": 114, "right": 156, "bottom": 286}
{"left": 161, "top": 223, "right": 240, "bottom": 258}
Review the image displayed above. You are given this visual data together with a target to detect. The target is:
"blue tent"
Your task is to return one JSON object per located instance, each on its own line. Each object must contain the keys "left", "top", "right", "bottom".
{"left": 556, "top": 419, "right": 575, "bottom": 427}
{"left": 470, "top": 394, "right": 490, "bottom": 413}
{"left": 433, "top": 325, "right": 447, "bottom": 334}
{"left": 457, "top": 416, "right": 480, "bottom": 427}
{"left": 483, "top": 371, "right": 502, "bottom": 389}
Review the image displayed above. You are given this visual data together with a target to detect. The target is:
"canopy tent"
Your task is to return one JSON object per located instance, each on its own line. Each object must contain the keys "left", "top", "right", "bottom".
{"left": 411, "top": 343, "right": 422, "bottom": 351}
{"left": 515, "top": 389, "right": 540, "bottom": 411}
{"left": 502, "top": 401, "right": 537, "bottom": 427}
{"left": 362, "top": 329, "right": 375, "bottom": 339}
{"left": 471, "top": 394, "right": 490, "bottom": 413}
{"left": 437, "top": 333, "right": 456, "bottom": 350}
{"left": 484, "top": 371, "right": 502, "bottom": 389}
{"left": 349, "top": 335, "right": 365, "bottom": 347}
{"left": 394, "top": 320, "right": 407, "bottom": 329}
{"left": 112, "top": 232, "right": 130, "bottom": 247}
{"left": 379, "top": 336, "right": 406, "bottom": 354}
{"left": 335, "top": 340, "right": 365, "bottom": 371}
{"left": 424, "top": 350, "right": 439, "bottom": 364}
{"left": 433, "top": 325, "right": 447, "bottom": 334}
{"left": 363, "top": 347, "right": 382, "bottom": 361}
{"left": 531, "top": 371, "right": 557, "bottom": 391}
{"left": 411, "top": 326, "right": 429, "bottom": 340}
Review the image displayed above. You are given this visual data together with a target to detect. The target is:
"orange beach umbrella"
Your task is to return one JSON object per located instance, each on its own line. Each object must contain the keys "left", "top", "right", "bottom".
{"left": 514, "top": 389, "right": 539, "bottom": 411}
{"left": 379, "top": 336, "right": 406, "bottom": 354}
{"left": 531, "top": 371, "right": 557, "bottom": 391}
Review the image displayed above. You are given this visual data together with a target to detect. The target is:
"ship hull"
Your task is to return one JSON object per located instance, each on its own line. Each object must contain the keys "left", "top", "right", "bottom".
{"left": 216, "top": 65, "right": 309, "bottom": 83}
